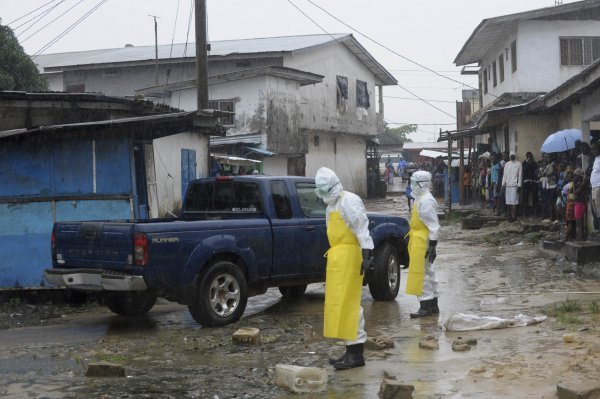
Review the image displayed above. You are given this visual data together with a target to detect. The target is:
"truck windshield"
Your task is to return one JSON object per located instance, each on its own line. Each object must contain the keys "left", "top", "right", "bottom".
{"left": 185, "top": 181, "right": 263, "bottom": 213}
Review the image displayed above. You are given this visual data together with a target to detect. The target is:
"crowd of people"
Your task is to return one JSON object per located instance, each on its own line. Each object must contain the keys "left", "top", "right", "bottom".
{"left": 470, "top": 140, "right": 600, "bottom": 241}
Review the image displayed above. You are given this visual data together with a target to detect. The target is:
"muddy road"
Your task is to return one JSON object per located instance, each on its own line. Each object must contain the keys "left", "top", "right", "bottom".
{"left": 1, "top": 193, "right": 599, "bottom": 398}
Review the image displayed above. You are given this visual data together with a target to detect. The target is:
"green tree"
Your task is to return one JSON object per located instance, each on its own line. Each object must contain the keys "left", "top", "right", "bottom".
{"left": 378, "top": 123, "right": 416, "bottom": 145}
{"left": 0, "top": 23, "right": 48, "bottom": 91}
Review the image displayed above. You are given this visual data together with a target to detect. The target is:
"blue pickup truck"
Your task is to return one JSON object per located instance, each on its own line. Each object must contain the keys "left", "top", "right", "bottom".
{"left": 45, "top": 176, "right": 410, "bottom": 327}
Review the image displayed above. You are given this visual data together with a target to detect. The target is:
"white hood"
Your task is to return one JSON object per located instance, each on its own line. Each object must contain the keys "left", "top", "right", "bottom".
{"left": 315, "top": 167, "right": 343, "bottom": 205}
{"left": 410, "top": 170, "right": 432, "bottom": 198}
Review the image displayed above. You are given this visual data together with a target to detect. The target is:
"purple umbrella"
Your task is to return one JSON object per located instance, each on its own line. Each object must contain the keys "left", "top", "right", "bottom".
{"left": 540, "top": 128, "right": 582, "bottom": 153}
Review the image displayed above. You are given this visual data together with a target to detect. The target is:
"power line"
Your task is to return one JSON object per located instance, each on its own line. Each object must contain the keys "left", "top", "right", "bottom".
{"left": 302, "top": 0, "right": 498, "bottom": 100}
{"left": 7, "top": 0, "right": 60, "bottom": 26}
{"left": 384, "top": 96, "right": 456, "bottom": 104}
{"left": 385, "top": 120, "right": 455, "bottom": 126}
{"left": 14, "top": 0, "right": 66, "bottom": 34}
{"left": 32, "top": 0, "right": 109, "bottom": 57}
{"left": 286, "top": 0, "right": 456, "bottom": 120}
{"left": 21, "top": 0, "right": 86, "bottom": 44}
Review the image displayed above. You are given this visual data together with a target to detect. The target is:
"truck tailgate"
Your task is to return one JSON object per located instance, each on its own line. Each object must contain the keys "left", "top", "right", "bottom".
{"left": 53, "top": 222, "right": 135, "bottom": 271}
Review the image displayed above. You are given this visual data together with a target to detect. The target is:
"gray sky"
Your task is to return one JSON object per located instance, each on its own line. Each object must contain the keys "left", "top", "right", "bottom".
{"left": 0, "top": 0, "right": 577, "bottom": 142}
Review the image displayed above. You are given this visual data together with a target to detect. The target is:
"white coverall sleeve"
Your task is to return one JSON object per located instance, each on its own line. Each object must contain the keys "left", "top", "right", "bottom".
{"left": 418, "top": 195, "right": 440, "bottom": 241}
{"left": 340, "top": 193, "right": 374, "bottom": 249}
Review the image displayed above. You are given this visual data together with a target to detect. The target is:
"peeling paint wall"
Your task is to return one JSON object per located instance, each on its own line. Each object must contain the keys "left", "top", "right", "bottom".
{"left": 305, "top": 132, "right": 367, "bottom": 196}
{"left": 153, "top": 132, "right": 208, "bottom": 216}
{"left": 285, "top": 44, "right": 380, "bottom": 137}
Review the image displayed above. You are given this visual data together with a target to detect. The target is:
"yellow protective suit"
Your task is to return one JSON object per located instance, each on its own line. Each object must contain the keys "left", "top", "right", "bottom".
{"left": 323, "top": 210, "right": 363, "bottom": 340}
{"left": 406, "top": 204, "right": 429, "bottom": 296}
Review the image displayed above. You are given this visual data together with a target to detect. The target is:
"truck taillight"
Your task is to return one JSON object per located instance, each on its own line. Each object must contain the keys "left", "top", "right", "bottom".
{"left": 51, "top": 230, "right": 56, "bottom": 259}
{"left": 134, "top": 233, "right": 148, "bottom": 266}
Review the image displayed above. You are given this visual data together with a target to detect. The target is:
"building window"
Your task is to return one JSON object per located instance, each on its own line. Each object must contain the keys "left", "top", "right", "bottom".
{"left": 560, "top": 37, "right": 600, "bottom": 66}
{"left": 499, "top": 54, "right": 505, "bottom": 83}
{"left": 483, "top": 69, "right": 488, "bottom": 94}
{"left": 336, "top": 75, "right": 348, "bottom": 114}
{"left": 511, "top": 41, "right": 517, "bottom": 72}
{"left": 356, "top": 80, "right": 370, "bottom": 109}
{"left": 313, "top": 135, "right": 320, "bottom": 147}
{"left": 492, "top": 61, "right": 497, "bottom": 87}
{"left": 66, "top": 83, "right": 85, "bottom": 93}
{"left": 208, "top": 100, "right": 235, "bottom": 125}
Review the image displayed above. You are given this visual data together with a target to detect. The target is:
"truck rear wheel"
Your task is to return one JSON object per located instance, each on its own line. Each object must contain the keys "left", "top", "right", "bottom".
{"left": 104, "top": 292, "right": 157, "bottom": 316}
{"left": 368, "top": 242, "right": 401, "bottom": 301}
{"left": 278, "top": 285, "right": 307, "bottom": 300}
{"left": 188, "top": 261, "right": 248, "bottom": 327}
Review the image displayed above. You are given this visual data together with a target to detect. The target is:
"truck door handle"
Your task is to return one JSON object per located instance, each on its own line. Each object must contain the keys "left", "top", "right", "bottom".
{"left": 304, "top": 226, "right": 315, "bottom": 231}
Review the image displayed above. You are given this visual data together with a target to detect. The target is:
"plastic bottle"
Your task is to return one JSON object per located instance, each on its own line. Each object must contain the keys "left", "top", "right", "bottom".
{"left": 275, "top": 364, "right": 328, "bottom": 393}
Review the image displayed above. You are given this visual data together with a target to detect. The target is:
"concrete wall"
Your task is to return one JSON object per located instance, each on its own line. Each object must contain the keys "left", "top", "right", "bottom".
{"left": 512, "top": 115, "right": 558, "bottom": 160}
{"left": 262, "top": 156, "right": 288, "bottom": 175}
{"left": 480, "top": 20, "right": 600, "bottom": 106}
{"left": 305, "top": 132, "right": 367, "bottom": 196}
{"left": 285, "top": 43, "right": 380, "bottom": 136}
{"left": 152, "top": 132, "right": 209, "bottom": 216}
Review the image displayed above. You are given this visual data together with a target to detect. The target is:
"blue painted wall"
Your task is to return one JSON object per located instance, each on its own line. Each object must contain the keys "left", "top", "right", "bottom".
{"left": 0, "top": 136, "right": 135, "bottom": 288}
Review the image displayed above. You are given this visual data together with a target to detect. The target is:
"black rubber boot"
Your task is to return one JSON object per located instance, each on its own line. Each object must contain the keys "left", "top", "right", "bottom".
{"left": 332, "top": 344, "right": 365, "bottom": 370}
{"left": 410, "top": 300, "right": 433, "bottom": 318}
{"left": 328, "top": 347, "right": 350, "bottom": 365}
{"left": 431, "top": 297, "right": 439, "bottom": 314}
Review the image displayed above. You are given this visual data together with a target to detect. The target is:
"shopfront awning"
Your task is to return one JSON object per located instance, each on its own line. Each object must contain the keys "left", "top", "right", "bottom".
{"left": 244, "top": 146, "right": 277, "bottom": 156}
{"left": 211, "top": 153, "right": 262, "bottom": 166}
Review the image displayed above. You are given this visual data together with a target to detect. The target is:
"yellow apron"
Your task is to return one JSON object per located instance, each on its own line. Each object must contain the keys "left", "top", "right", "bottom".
{"left": 323, "top": 210, "right": 363, "bottom": 340}
{"left": 406, "top": 202, "right": 429, "bottom": 296}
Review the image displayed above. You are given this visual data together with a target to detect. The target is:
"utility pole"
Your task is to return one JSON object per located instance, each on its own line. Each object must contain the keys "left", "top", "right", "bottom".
{"left": 195, "top": 0, "right": 209, "bottom": 110}
{"left": 148, "top": 15, "right": 159, "bottom": 85}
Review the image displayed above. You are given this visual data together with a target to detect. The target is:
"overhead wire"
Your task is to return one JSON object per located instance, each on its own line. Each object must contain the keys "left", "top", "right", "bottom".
{"left": 13, "top": 0, "right": 66, "bottom": 34}
{"left": 32, "top": 0, "right": 109, "bottom": 57}
{"left": 162, "top": 0, "right": 182, "bottom": 104}
{"left": 285, "top": 0, "right": 457, "bottom": 120}
{"left": 7, "top": 0, "right": 61, "bottom": 26}
{"left": 302, "top": 0, "right": 493, "bottom": 98}
{"left": 384, "top": 96, "right": 456, "bottom": 104}
{"left": 21, "top": 0, "right": 86, "bottom": 43}
{"left": 176, "top": 0, "right": 195, "bottom": 109}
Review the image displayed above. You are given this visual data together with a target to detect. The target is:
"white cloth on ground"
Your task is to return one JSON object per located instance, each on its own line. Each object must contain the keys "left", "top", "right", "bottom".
{"left": 444, "top": 313, "right": 547, "bottom": 331}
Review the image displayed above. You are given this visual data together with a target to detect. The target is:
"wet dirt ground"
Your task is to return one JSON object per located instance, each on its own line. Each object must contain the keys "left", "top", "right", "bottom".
{"left": 1, "top": 179, "right": 599, "bottom": 398}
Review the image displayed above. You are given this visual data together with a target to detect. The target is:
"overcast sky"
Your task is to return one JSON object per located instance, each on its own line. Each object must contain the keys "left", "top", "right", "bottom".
{"left": 0, "top": 0, "right": 578, "bottom": 142}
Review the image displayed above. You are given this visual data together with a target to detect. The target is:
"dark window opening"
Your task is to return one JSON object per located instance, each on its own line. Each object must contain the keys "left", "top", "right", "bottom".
{"left": 313, "top": 135, "right": 320, "bottom": 147}
{"left": 208, "top": 100, "right": 235, "bottom": 125}
{"left": 483, "top": 69, "right": 488, "bottom": 94}
{"left": 356, "top": 80, "right": 370, "bottom": 109}
{"left": 492, "top": 61, "right": 497, "bottom": 87}
{"left": 499, "top": 54, "right": 504, "bottom": 83}
{"left": 336, "top": 75, "right": 348, "bottom": 114}
{"left": 511, "top": 41, "right": 517, "bottom": 72}
{"left": 560, "top": 37, "right": 600, "bottom": 66}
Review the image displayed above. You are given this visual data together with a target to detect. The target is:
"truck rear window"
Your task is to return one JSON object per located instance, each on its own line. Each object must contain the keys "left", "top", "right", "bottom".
{"left": 185, "top": 181, "right": 263, "bottom": 213}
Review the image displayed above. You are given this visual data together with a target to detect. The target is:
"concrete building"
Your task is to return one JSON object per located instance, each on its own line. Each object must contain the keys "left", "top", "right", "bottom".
{"left": 33, "top": 34, "right": 397, "bottom": 196}
{"left": 451, "top": 0, "right": 600, "bottom": 159}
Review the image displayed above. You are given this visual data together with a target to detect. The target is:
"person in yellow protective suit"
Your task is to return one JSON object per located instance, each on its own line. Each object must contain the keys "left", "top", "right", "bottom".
{"left": 406, "top": 170, "right": 441, "bottom": 318}
{"left": 314, "top": 167, "right": 374, "bottom": 370}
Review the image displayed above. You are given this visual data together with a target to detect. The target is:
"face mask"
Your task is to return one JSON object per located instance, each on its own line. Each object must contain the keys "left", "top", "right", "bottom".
{"left": 315, "top": 182, "right": 338, "bottom": 198}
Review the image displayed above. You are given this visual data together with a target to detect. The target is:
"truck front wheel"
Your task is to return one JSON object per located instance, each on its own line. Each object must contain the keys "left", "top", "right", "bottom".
{"left": 104, "top": 292, "right": 157, "bottom": 316}
{"left": 368, "top": 242, "right": 401, "bottom": 301}
{"left": 188, "top": 261, "right": 248, "bottom": 327}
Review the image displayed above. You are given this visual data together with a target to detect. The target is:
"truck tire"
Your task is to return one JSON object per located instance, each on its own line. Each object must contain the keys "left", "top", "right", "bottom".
{"left": 368, "top": 242, "right": 401, "bottom": 301}
{"left": 104, "top": 292, "right": 157, "bottom": 316}
{"left": 278, "top": 285, "right": 307, "bottom": 300}
{"left": 188, "top": 261, "right": 248, "bottom": 327}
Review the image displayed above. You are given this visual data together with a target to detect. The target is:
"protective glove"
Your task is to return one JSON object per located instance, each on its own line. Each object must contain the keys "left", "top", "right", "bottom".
{"left": 425, "top": 240, "right": 437, "bottom": 263}
{"left": 360, "top": 249, "right": 373, "bottom": 275}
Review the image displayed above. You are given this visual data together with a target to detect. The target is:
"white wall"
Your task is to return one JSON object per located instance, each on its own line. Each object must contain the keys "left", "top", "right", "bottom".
{"left": 152, "top": 132, "right": 208, "bottom": 216}
{"left": 285, "top": 43, "right": 380, "bottom": 136}
{"left": 262, "top": 156, "right": 288, "bottom": 175}
{"left": 305, "top": 132, "right": 367, "bottom": 196}
{"left": 480, "top": 19, "right": 600, "bottom": 106}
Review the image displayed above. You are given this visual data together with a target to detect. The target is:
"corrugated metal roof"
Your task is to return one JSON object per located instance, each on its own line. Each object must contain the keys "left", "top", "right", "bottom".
{"left": 33, "top": 33, "right": 397, "bottom": 86}
{"left": 34, "top": 34, "right": 348, "bottom": 70}
{"left": 455, "top": 0, "right": 600, "bottom": 66}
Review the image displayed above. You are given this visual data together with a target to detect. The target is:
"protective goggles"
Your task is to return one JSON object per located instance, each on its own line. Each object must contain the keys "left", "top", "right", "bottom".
{"left": 315, "top": 182, "right": 338, "bottom": 197}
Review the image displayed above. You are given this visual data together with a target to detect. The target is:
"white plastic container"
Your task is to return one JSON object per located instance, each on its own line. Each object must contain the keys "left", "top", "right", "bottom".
{"left": 275, "top": 364, "right": 328, "bottom": 393}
